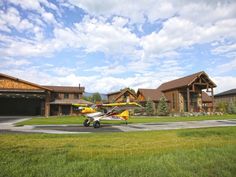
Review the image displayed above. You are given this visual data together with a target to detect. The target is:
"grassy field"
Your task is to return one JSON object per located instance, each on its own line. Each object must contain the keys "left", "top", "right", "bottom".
{"left": 0, "top": 127, "right": 236, "bottom": 177}
{"left": 16, "top": 114, "right": 236, "bottom": 126}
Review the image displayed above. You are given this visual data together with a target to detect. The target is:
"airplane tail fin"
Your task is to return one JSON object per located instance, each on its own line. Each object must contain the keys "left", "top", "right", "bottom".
{"left": 118, "top": 110, "right": 129, "bottom": 120}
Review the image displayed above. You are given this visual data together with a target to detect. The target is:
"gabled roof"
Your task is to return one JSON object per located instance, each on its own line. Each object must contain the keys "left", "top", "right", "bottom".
{"left": 43, "top": 85, "right": 84, "bottom": 93}
{"left": 107, "top": 90, "right": 121, "bottom": 96}
{"left": 202, "top": 91, "right": 212, "bottom": 102}
{"left": 137, "top": 88, "right": 165, "bottom": 101}
{"left": 113, "top": 88, "right": 137, "bottom": 101}
{"left": 158, "top": 71, "right": 216, "bottom": 91}
{"left": 0, "top": 73, "right": 52, "bottom": 91}
{"left": 215, "top": 88, "right": 236, "bottom": 97}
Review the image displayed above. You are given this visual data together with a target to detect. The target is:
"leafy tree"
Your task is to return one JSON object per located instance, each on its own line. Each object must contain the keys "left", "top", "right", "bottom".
{"left": 227, "top": 100, "right": 236, "bottom": 114}
{"left": 145, "top": 98, "right": 154, "bottom": 116}
{"left": 157, "top": 95, "right": 169, "bottom": 116}
{"left": 82, "top": 95, "right": 92, "bottom": 102}
{"left": 91, "top": 92, "right": 102, "bottom": 103}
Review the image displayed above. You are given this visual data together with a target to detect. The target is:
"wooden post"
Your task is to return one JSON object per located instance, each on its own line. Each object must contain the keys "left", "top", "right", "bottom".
{"left": 70, "top": 105, "right": 73, "bottom": 115}
{"left": 58, "top": 105, "right": 62, "bottom": 115}
{"left": 44, "top": 92, "right": 50, "bottom": 117}
{"left": 211, "top": 87, "right": 214, "bottom": 112}
{"left": 187, "top": 87, "right": 190, "bottom": 112}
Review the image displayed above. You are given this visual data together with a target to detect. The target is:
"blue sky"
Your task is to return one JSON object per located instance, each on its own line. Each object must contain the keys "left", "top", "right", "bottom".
{"left": 0, "top": 0, "right": 236, "bottom": 93}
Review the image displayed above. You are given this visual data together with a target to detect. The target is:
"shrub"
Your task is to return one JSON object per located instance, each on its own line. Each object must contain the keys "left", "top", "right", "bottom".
{"left": 227, "top": 100, "right": 236, "bottom": 114}
{"left": 217, "top": 102, "right": 227, "bottom": 113}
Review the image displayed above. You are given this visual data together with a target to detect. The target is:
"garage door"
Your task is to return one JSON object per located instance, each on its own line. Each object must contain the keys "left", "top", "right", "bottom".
{"left": 0, "top": 98, "right": 43, "bottom": 116}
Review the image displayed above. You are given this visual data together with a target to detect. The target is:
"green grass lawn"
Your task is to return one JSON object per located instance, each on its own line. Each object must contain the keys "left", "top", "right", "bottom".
{"left": 0, "top": 127, "right": 236, "bottom": 177}
{"left": 16, "top": 114, "right": 236, "bottom": 126}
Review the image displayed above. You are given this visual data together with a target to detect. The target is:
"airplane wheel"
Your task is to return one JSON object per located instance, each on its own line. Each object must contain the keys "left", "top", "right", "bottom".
{"left": 83, "top": 119, "right": 90, "bottom": 127}
{"left": 93, "top": 121, "right": 100, "bottom": 128}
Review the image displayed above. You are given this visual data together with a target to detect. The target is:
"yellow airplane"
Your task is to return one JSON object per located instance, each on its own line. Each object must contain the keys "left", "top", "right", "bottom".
{"left": 72, "top": 102, "right": 142, "bottom": 128}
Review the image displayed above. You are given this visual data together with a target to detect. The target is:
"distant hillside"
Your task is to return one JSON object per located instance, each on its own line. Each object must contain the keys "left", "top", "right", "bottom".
{"left": 84, "top": 92, "right": 107, "bottom": 100}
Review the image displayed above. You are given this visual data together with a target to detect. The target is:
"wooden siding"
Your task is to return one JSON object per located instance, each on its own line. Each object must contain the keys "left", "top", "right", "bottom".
{"left": 215, "top": 95, "right": 236, "bottom": 104}
{"left": 115, "top": 93, "right": 136, "bottom": 103}
{"left": 163, "top": 90, "right": 179, "bottom": 112}
{"left": 51, "top": 93, "right": 82, "bottom": 100}
{"left": 108, "top": 93, "right": 120, "bottom": 103}
{"left": 137, "top": 93, "right": 145, "bottom": 101}
{"left": 0, "top": 77, "right": 41, "bottom": 90}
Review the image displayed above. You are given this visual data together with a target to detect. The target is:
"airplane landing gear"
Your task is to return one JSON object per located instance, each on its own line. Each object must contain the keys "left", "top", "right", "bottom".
{"left": 83, "top": 119, "right": 90, "bottom": 127}
{"left": 93, "top": 120, "right": 100, "bottom": 128}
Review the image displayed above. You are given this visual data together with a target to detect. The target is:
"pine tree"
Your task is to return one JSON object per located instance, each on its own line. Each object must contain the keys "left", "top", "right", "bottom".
{"left": 145, "top": 98, "right": 154, "bottom": 116}
{"left": 157, "top": 95, "right": 169, "bottom": 116}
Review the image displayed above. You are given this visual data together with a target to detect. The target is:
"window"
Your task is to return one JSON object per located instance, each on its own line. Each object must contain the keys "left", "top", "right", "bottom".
{"left": 64, "top": 93, "right": 69, "bottom": 99}
{"left": 74, "top": 93, "right": 79, "bottom": 99}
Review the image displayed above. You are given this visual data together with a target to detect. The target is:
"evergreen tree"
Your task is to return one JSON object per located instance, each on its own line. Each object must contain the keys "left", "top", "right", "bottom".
{"left": 145, "top": 98, "right": 154, "bottom": 116}
{"left": 157, "top": 95, "right": 169, "bottom": 116}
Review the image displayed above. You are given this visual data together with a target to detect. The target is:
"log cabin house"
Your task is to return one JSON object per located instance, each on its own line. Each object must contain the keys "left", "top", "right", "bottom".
{"left": 157, "top": 71, "right": 216, "bottom": 112}
{"left": 107, "top": 71, "right": 215, "bottom": 113}
{"left": 137, "top": 71, "right": 216, "bottom": 113}
{"left": 0, "top": 73, "right": 87, "bottom": 116}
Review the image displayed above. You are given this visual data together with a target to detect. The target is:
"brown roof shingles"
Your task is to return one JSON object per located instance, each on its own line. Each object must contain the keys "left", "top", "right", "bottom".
{"left": 158, "top": 71, "right": 203, "bottom": 91}
{"left": 158, "top": 71, "right": 216, "bottom": 91}
{"left": 43, "top": 85, "right": 84, "bottom": 93}
{"left": 138, "top": 88, "right": 165, "bottom": 101}
{"left": 202, "top": 91, "right": 212, "bottom": 102}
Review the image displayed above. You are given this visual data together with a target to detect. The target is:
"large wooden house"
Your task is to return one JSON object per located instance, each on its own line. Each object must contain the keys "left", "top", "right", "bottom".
{"left": 137, "top": 71, "right": 216, "bottom": 113}
{"left": 157, "top": 71, "right": 216, "bottom": 112}
{"left": 0, "top": 73, "right": 87, "bottom": 116}
{"left": 107, "top": 71, "right": 216, "bottom": 113}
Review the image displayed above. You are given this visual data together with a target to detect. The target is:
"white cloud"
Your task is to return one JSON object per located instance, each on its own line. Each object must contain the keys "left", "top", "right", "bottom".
{"left": 215, "top": 58, "right": 236, "bottom": 74}
{"left": 212, "top": 43, "right": 236, "bottom": 56}
{"left": 68, "top": 0, "right": 236, "bottom": 24}
{"left": 1, "top": 0, "right": 236, "bottom": 94}
{"left": 141, "top": 17, "right": 236, "bottom": 59}
{"left": 54, "top": 16, "right": 140, "bottom": 56}
{"left": 8, "top": 0, "right": 59, "bottom": 14}
{"left": 0, "top": 7, "right": 34, "bottom": 32}
{"left": 1, "top": 58, "right": 31, "bottom": 68}
{"left": 213, "top": 76, "right": 236, "bottom": 94}
{"left": 41, "top": 12, "right": 58, "bottom": 25}
{"left": 112, "top": 16, "right": 129, "bottom": 27}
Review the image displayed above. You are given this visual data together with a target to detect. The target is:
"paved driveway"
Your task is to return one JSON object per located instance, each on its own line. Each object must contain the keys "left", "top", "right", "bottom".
{"left": 0, "top": 118, "right": 236, "bottom": 134}
{"left": 0, "top": 116, "right": 32, "bottom": 123}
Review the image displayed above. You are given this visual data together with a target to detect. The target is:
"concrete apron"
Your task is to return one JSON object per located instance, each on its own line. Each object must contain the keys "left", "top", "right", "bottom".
{"left": 0, "top": 118, "right": 236, "bottom": 134}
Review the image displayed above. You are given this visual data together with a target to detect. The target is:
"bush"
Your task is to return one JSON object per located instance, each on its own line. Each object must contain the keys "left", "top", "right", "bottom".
{"left": 217, "top": 102, "right": 227, "bottom": 113}
{"left": 227, "top": 101, "right": 236, "bottom": 114}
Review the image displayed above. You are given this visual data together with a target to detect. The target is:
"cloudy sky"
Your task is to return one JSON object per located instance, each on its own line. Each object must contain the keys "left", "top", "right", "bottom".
{"left": 0, "top": 0, "right": 236, "bottom": 93}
